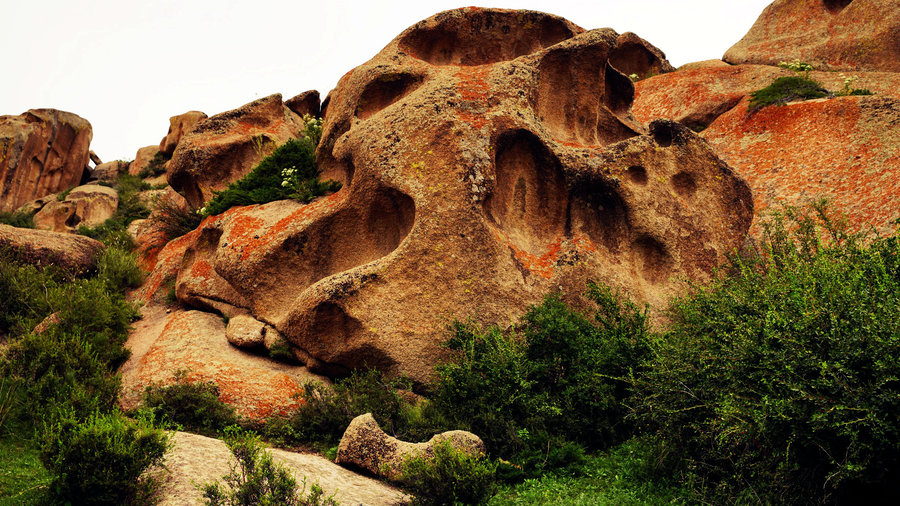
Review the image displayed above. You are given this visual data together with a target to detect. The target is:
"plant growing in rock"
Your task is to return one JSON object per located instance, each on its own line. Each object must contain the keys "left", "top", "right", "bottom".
{"left": 749, "top": 75, "right": 828, "bottom": 111}
{"left": 399, "top": 439, "right": 498, "bottom": 506}
{"left": 834, "top": 73, "right": 873, "bottom": 96}
{"left": 0, "top": 210, "right": 35, "bottom": 228}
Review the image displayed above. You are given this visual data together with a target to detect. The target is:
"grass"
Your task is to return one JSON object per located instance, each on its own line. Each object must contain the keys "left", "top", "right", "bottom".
{"left": 749, "top": 76, "right": 828, "bottom": 111}
{"left": 0, "top": 436, "right": 50, "bottom": 505}
{"left": 0, "top": 211, "right": 35, "bottom": 229}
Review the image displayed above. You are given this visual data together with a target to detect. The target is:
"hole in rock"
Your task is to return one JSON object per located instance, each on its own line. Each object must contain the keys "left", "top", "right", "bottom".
{"left": 609, "top": 42, "right": 661, "bottom": 79}
{"left": 824, "top": 0, "right": 852, "bottom": 13}
{"left": 485, "top": 130, "right": 568, "bottom": 254}
{"left": 570, "top": 180, "right": 629, "bottom": 252}
{"left": 534, "top": 46, "right": 638, "bottom": 146}
{"left": 626, "top": 166, "right": 648, "bottom": 185}
{"left": 399, "top": 9, "right": 574, "bottom": 65}
{"left": 671, "top": 171, "right": 697, "bottom": 198}
{"left": 355, "top": 73, "right": 423, "bottom": 120}
{"left": 633, "top": 235, "right": 672, "bottom": 284}
{"left": 649, "top": 120, "right": 689, "bottom": 148}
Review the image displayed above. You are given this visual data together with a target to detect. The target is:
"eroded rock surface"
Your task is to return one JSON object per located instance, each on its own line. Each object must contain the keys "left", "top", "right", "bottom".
{"left": 336, "top": 413, "right": 485, "bottom": 480}
{"left": 286, "top": 90, "right": 321, "bottom": 118}
{"left": 158, "top": 110, "right": 207, "bottom": 156}
{"left": 155, "top": 8, "right": 753, "bottom": 386}
{"left": 0, "top": 109, "right": 92, "bottom": 212}
{"left": 32, "top": 184, "right": 119, "bottom": 233}
{"left": 167, "top": 95, "right": 304, "bottom": 208}
{"left": 128, "top": 145, "right": 163, "bottom": 176}
{"left": 724, "top": 0, "right": 900, "bottom": 72}
{"left": 0, "top": 223, "right": 104, "bottom": 274}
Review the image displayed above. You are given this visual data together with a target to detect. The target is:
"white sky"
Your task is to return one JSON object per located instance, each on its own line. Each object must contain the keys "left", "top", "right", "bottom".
{"left": 2, "top": 0, "right": 771, "bottom": 161}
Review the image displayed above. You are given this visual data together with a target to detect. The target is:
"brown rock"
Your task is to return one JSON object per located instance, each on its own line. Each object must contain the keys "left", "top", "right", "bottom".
{"left": 33, "top": 184, "right": 118, "bottom": 233}
{"left": 118, "top": 306, "right": 328, "bottom": 420}
{"left": 89, "top": 150, "right": 102, "bottom": 166}
{"left": 158, "top": 110, "right": 207, "bottom": 156}
{"left": 225, "top": 314, "right": 266, "bottom": 348}
{"left": 0, "top": 109, "right": 93, "bottom": 212}
{"left": 702, "top": 95, "right": 900, "bottom": 235}
{"left": 335, "top": 413, "right": 485, "bottom": 480}
{"left": 609, "top": 31, "right": 676, "bottom": 79}
{"left": 285, "top": 90, "right": 321, "bottom": 118}
{"left": 128, "top": 145, "right": 163, "bottom": 177}
{"left": 166, "top": 95, "right": 304, "bottom": 208}
{"left": 160, "top": 8, "right": 752, "bottom": 386}
{"left": 32, "top": 312, "right": 62, "bottom": 334}
{"left": 724, "top": 0, "right": 900, "bottom": 72}
{"left": 91, "top": 160, "right": 129, "bottom": 183}
{"left": 0, "top": 223, "right": 104, "bottom": 274}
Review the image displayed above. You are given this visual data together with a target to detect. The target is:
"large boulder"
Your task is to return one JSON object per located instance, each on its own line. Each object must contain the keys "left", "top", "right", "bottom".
{"left": 0, "top": 109, "right": 93, "bottom": 212}
{"left": 702, "top": 95, "right": 900, "bottom": 235}
{"left": 156, "top": 8, "right": 753, "bottom": 385}
{"left": 158, "top": 110, "right": 207, "bottom": 156}
{"left": 335, "top": 413, "right": 485, "bottom": 480}
{"left": 166, "top": 95, "right": 305, "bottom": 208}
{"left": 32, "top": 184, "right": 119, "bottom": 233}
{"left": 0, "top": 223, "right": 104, "bottom": 274}
{"left": 128, "top": 145, "right": 163, "bottom": 177}
{"left": 285, "top": 90, "right": 321, "bottom": 118}
{"left": 724, "top": 0, "right": 900, "bottom": 72}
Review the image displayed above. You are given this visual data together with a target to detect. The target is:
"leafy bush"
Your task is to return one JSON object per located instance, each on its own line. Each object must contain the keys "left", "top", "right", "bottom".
{"left": 145, "top": 192, "right": 203, "bottom": 241}
{"left": 400, "top": 439, "right": 498, "bottom": 506}
{"left": 749, "top": 76, "right": 828, "bottom": 111}
{"left": 632, "top": 203, "right": 900, "bottom": 504}
{"left": 0, "top": 210, "right": 35, "bottom": 228}
{"left": 142, "top": 371, "right": 237, "bottom": 436}
{"left": 40, "top": 410, "right": 169, "bottom": 505}
{"left": 138, "top": 151, "right": 171, "bottom": 179}
{"left": 431, "top": 284, "right": 650, "bottom": 475}
{"left": 97, "top": 246, "right": 144, "bottom": 291}
{"left": 200, "top": 119, "right": 338, "bottom": 217}
{"left": 78, "top": 174, "right": 151, "bottom": 247}
{"left": 201, "top": 427, "right": 338, "bottom": 506}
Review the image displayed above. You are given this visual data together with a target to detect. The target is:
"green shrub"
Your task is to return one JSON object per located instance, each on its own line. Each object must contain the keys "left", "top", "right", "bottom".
{"left": 400, "top": 439, "right": 498, "bottom": 506}
{"left": 40, "top": 410, "right": 169, "bottom": 505}
{"left": 200, "top": 132, "right": 339, "bottom": 217}
{"left": 632, "top": 203, "right": 900, "bottom": 503}
{"left": 749, "top": 76, "right": 828, "bottom": 111}
{"left": 138, "top": 151, "right": 171, "bottom": 179}
{"left": 97, "top": 246, "right": 144, "bottom": 291}
{"left": 201, "top": 427, "right": 338, "bottom": 506}
{"left": 78, "top": 173, "right": 151, "bottom": 247}
{"left": 142, "top": 371, "right": 237, "bottom": 436}
{"left": 431, "top": 284, "right": 651, "bottom": 475}
{"left": 0, "top": 210, "right": 35, "bottom": 228}
{"left": 146, "top": 193, "right": 203, "bottom": 241}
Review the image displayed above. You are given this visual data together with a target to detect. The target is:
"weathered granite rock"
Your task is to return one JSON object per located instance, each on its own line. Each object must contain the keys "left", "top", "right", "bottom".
{"left": 166, "top": 95, "right": 304, "bottom": 208}
{"left": 32, "top": 184, "right": 119, "bottom": 233}
{"left": 156, "top": 8, "right": 753, "bottom": 385}
{"left": 128, "top": 145, "right": 163, "bottom": 177}
{"left": 158, "top": 110, "right": 207, "bottom": 156}
{"left": 0, "top": 109, "right": 93, "bottom": 212}
{"left": 0, "top": 223, "right": 104, "bottom": 274}
{"left": 285, "top": 90, "right": 321, "bottom": 118}
{"left": 336, "top": 413, "right": 485, "bottom": 479}
{"left": 91, "top": 160, "right": 129, "bottom": 183}
{"left": 724, "top": 0, "right": 900, "bottom": 72}
{"left": 225, "top": 314, "right": 266, "bottom": 348}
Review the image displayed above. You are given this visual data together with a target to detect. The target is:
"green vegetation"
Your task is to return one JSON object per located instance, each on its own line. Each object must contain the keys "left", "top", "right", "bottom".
{"left": 200, "top": 117, "right": 339, "bottom": 217}
{"left": 202, "top": 427, "right": 338, "bottom": 506}
{"left": 142, "top": 370, "right": 238, "bottom": 436}
{"left": 138, "top": 151, "right": 171, "bottom": 179}
{"left": 0, "top": 210, "right": 34, "bottom": 228}
{"left": 0, "top": 435, "right": 51, "bottom": 506}
{"left": 835, "top": 73, "right": 873, "bottom": 97}
{"left": 749, "top": 75, "right": 828, "bottom": 111}
{"left": 400, "top": 439, "right": 498, "bottom": 506}
{"left": 145, "top": 192, "right": 203, "bottom": 241}
{"left": 78, "top": 173, "right": 152, "bottom": 248}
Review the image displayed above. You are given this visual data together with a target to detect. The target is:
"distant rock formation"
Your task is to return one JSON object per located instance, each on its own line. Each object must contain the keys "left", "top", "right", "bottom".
{"left": 0, "top": 109, "right": 92, "bottom": 212}
{"left": 724, "top": 0, "right": 900, "bottom": 71}
{"left": 32, "top": 184, "right": 119, "bottom": 233}
{"left": 149, "top": 8, "right": 753, "bottom": 386}
{"left": 166, "top": 94, "right": 304, "bottom": 208}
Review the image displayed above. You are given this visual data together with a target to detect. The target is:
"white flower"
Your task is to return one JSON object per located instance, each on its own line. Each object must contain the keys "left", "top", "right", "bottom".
{"left": 281, "top": 180, "right": 290, "bottom": 187}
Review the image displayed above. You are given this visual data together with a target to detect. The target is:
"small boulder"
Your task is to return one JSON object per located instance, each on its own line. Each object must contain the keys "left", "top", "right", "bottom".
{"left": 128, "top": 145, "right": 164, "bottom": 177}
{"left": 0, "top": 223, "right": 104, "bottom": 274}
{"left": 225, "top": 314, "right": 266, "bottom": 348}
{"left": 33, "top": 184, "right": 119, "bottom": 233}
{"left": 285, "top": 90, "right": 321, "bottom": 118}
{"left": 91, "top": 160, "right": 129, "bottom": 183}
{"left": 335, "top": 413, "right": 485, "bottom": 480}
{"left": 158, "top": 111, "right": 207, "bottom": 156}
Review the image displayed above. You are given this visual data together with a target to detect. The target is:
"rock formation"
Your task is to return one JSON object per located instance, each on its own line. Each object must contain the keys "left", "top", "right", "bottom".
{"left": 149, "top": 8, "right": 753, "bottom": 385}
{"left": 724, "top": 0, "right": 900, "bottom": 72}
{"left": 128, "top": 145, "right": 163, "bottom": 176}
{"left": 0, "top": 109, "right": 92, "bottom": 212}
{"left": 166, "top": 95, "right": 305, "bottom": 208}
{"left": 32, "top": 184, "right": 119, "bottom": 233}
{"left": 0, "top": 223, "right": 104, "bottom": 274}
{"left": 336, "top": 413, "right": 485, "bottom": 479}
{"left": 285, "top": 90, "right": 321, "bottom": 118}
{"left": 158, "top": 110, "right": 207, "bottom": 156}
{"left": 91, "top": 160, "right": 129, "bottom": 183}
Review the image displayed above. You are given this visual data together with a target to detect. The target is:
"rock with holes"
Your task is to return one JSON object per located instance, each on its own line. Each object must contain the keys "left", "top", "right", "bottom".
{"left": 0, "top": 109, "right": 93, "bottom": 212}
{"left": 157, "top": 8, "right": 752, "bottom": 385}
{"left": 0, "top": 223, "right": 104, "bottom": 274}
{"left": 32, "top": 184, "right": 119, "bottom": 233}
{"left": 335, "top": 413, "right": 485, "bottom": 480}
{"left": 158, "top": 110, "right": 207, "bottom": 156}
{"left": 724, "top": 0, "right": 900, "bottom": 72}
{"left": 167, "top": 95, "right": 305, "bottom": 208}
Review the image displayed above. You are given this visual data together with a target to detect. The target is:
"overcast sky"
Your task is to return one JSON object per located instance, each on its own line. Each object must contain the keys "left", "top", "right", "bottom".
{"left": 2, "top": 0, "right": 771, "bottom": 161}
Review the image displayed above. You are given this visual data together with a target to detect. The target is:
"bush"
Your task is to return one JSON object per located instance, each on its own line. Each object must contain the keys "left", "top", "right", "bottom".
{"left": 0, "top": 210, "right": 35, "bottom": 228}
{"left": 97, "top": 246, "right": 144, "bottom": 291}
{"left": 632, "top": 203, "right": 900, "bottom": 503}
{"left": 78, "top": 173, "right": 151, "bottom": 248}
{"left": 138, "top": 151, "right": 171, "bottom": 179}
{"left": 749, "top": 76, "right": 828, "bottom": 111}
{"left": 40, "top": 410, "right": 170, "bottom": 505}
{"left": 431, "top": 284, "right": 651, "bottom": 475}
{"left": 145, "top": 193, "right": 203, "bottom": 241}
{"left": 142, "top": 371, "right": 238, "bottom": 436}
{"left": 200, "top": 121, "right": 339, "bottom": 217}
{"left": 400, "top": 439, "right": 498, "bottom": 505}
{"left": 201, "top": 427, "right": 338, "bottom": 506}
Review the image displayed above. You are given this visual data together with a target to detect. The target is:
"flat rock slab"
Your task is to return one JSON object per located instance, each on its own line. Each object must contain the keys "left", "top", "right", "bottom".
{"left": 119, "top": 305, "right": 328, "bottom": 420}
{"left": 154, "top": 431, "right": 408, "bottom": 505}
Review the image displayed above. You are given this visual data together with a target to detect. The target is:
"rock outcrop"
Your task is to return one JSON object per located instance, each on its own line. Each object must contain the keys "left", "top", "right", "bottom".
{"left": 724, "top": 0, "right": 900, "bottom": 72}
{"left": 152, "top": 8, "right": 753, "bottom": 385}
{"left": 158, "top": 110, "right": 207, "bottom": 156}
{"left": 285, "top": 90, "right": 321, "bottom": 118}
{"left": 0, "top": 223, "right": 104, "bottom": 274}
{"left": 128, "top": 145, "right": 163, "bottom": 176}
{"left": 32, "top": 184, "right": 119, "bottom": 233}
{"left": 166, "top": 95, "right": 304, "bottom": 208}
{"left": 91, "top": 160, "right": 128, "bottom": 183}
{"left": 0, "top": 109, "right": 92, "bottom": 212}
{"left": 336, "top": 413, "right": 485, "bottom": 479}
